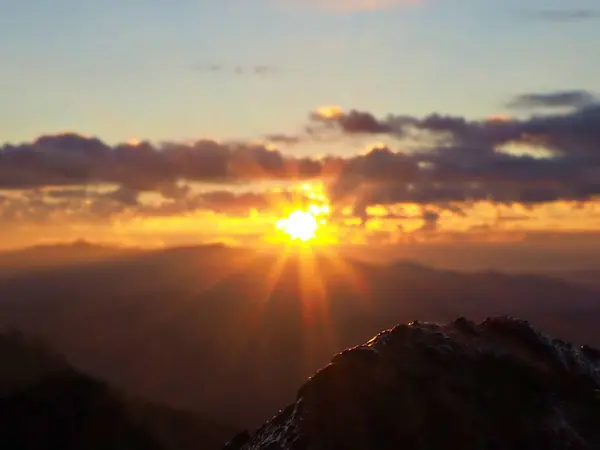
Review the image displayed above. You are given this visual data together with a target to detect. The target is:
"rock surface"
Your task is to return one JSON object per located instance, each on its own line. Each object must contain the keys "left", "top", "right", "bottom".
{"left": 224, "top": 317, "right": 600, "bottom": 450}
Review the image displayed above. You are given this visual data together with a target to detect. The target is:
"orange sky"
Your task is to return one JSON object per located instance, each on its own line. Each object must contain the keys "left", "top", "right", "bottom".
{"left": 1, "top": 179, "right": 599, "bottom": 250}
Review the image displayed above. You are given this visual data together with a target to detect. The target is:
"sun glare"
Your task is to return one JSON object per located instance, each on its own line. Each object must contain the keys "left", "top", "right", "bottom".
{"left": 277, "top": 210, "right": 319, "bottom": 242}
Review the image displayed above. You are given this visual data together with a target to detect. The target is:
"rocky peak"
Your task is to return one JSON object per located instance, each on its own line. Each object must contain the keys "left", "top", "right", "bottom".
{"left": 224, "top": 316, "right": 600, "bottom": 450}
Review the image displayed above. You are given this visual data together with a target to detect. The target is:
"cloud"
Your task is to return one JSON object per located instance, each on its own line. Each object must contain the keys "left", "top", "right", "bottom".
{"left": 105, "top": 187, "right": 140, "bottom": 206}
{"left": 507, "top": 91, "right": 597, "bottom": 110}
{"left": 0, "top": 186, "right": 154, "bottom": 225}
{"left": 0, "top": 180, "right": 324, "bottom": 225}
{"left": 263, "top": 134, "right": 302, "bottom": 145}
{"left": 1, "top": 89, "right": 599, "bottom": 227}
{"left": 311, "top": 109, "right": 393, "bottom": 134}
{"left": 419, "top": 210, "right": 439, "bottom": 232}
{"left": 527, "top": 9, "right": 600, "bottom": 22}
{"left": 0, "top": 134, "right": 341, "bottom": 191}
{"left": 314, "top": 91, "right": 600, "bottom": 215}
{"left": 325, "top": 144, "right": 600, "bottom": 222}
{"left": 309, "top": 92, "right": 600, "bottom": 158}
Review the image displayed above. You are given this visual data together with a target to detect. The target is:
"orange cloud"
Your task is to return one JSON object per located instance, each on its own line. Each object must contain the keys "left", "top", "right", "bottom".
{"left": 315, "top": 105, "right": 344, "bottom": 119}
{"left": 486, "top": 114, "right": 512, "bottom": 123}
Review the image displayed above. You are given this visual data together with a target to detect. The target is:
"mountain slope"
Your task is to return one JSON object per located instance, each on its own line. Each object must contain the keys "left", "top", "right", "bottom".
{"left": 226, "top": 317, "right": 600, "bottom": 450}
{"left": 0, "top": 331, "right": 236, "bottom": 450}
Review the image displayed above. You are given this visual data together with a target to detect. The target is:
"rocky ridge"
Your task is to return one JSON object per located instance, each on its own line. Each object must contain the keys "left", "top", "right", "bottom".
{"left": 224, "top": 316, "right": 600, "bottom": 450}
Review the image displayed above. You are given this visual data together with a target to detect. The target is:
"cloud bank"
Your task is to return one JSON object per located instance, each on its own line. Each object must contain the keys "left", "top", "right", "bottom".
{"left": 0, "top": 135, "right": 341, "bottom": 191}
{"left": 307, "top": 90, "right": 600, "bottom": 214}
{"left": 1, "top": 89, "right": 599, "bottom": 235}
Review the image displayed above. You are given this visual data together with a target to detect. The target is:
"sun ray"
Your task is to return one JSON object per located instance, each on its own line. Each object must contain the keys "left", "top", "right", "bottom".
{"left": 83, "top": 248, "right": 259, "bottom": 391}
{"left": 296, "top": 247, "right": 339, "bottom": 369}
{"left": 317, "top": 246, "right": 372, "bottom": 301}
{"left": 208, "top": 180, "right": 380, "bottom": 373}
{"left": 226, "top": 249, "right": 292, "bottom": 363}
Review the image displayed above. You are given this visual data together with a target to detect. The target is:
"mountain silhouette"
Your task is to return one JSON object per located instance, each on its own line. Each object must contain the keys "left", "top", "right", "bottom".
{"left": 225, "top": 317, "right": 600, "bottom": 450}
{"left": 1, "top": 243, "right": 600, "bottom": 427}
{"left": 0, "top": 331, "right": 236, "bottom": 450}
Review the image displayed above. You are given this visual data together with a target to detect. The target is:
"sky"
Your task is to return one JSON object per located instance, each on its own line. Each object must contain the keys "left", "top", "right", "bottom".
{"left": 1, "top": 0, "right": 600, "bottom": 249}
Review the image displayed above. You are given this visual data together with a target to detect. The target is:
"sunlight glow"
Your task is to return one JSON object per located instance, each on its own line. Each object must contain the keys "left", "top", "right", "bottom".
{"left": 277, "top": 210, "right": 319, "bottom": 242}
{"left": 315, "top": 105, "right": 344, "bottom": 119}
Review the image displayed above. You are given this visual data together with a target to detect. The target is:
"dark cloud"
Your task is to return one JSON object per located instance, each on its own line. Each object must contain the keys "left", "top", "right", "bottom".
{"left": 311, "top": 109, "right": 393, "bottom": 134}
{"left": 46, "top": 188, "right": 91, "bottom": 199}
{"left": 310, "top": 92, "right": 600, "bottom": 159}
{"left": 0, "top": 184, "right": 318, "bottom": 224}
{"left": 0, "top": 134, "right": 337, "bottom": 191}
{"left": 0, "top": 187, "right": 150, "bottom": 224}
{"left": 264, "top": 134, "right": 302, "bottom": 145}
{"left": 322, "top": 90, "right": 600, "bottom": 213}
{"left": 419, "top": 210, "right": 440, "bottom": 232}
{"left": 105, "top": 187, "right": 139, "bottom": 206}
{"left": 507, "top": 91, "right": 597, "bottom": 110}
{"left": 157, "top": 182, "right": 191, "bottom": 200}
{"left": 327, "top": 144, "right": 600, "bottom": 217}
{"left": 528, "top": 9, "right": 600, "bottom": 22}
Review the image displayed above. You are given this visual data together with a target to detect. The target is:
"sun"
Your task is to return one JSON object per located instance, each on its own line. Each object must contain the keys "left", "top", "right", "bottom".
{"left": 276, "top": 210, "right": 319, "bottom": 242}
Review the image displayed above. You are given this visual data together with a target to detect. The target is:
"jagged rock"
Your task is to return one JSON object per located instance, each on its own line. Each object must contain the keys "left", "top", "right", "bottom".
{"left": 226, "top": 316, "right": 600, "bottom": 450}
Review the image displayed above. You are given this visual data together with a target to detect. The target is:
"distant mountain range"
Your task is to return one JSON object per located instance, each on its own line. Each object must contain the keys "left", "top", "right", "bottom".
{"left": 0, "top": 242, "right": 599, "bottom": 427}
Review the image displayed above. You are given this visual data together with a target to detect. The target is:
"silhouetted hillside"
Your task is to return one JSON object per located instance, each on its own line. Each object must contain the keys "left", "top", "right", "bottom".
{"left": 0, "top": 331, "right": 236, "bottom": 450}
{"left": 0, "top": 329, "right": 68, "bottom": 396}
{"left": 0, "top": 244, "right": 599, "bottom": 426}
{"left": 226, "top": 317, "right": 600, "bottom": 450}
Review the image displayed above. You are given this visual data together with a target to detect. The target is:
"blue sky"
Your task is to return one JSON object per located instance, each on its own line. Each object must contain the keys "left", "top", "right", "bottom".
{"left": 2, "top": 0, "right": 600, "bottom": 147}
